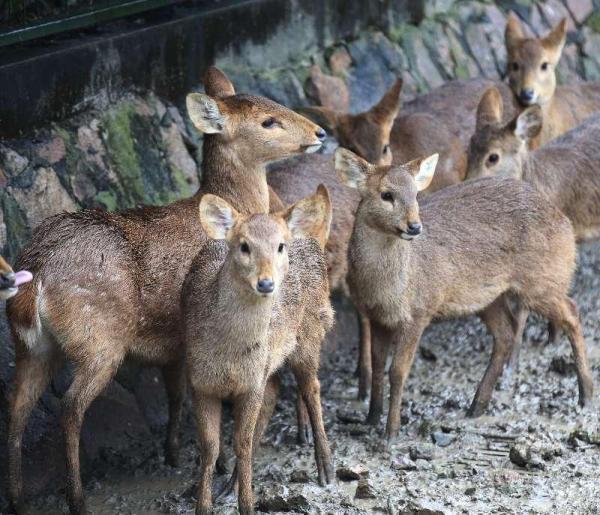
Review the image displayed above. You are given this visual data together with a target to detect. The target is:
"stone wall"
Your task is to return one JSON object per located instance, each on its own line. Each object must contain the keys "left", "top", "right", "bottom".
{"left": 0, "top": 0, "right": 598, "bottom": 502}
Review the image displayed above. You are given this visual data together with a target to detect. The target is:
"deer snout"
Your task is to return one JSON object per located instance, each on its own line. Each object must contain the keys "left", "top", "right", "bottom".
{"left": 407, "top": 222, "right": 422, "bottom": 236}
{"left": 256, "top": 278, "right": 275, "bottom": 294}
{"left": 0, "top": 271, "right": 16, "bottom": 290}
{"left": 519, "top": 88, "right": 535, "bottom": 104}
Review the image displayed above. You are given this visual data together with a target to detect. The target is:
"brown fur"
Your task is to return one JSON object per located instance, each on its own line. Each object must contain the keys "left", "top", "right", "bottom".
{"left": 467, "top": 91, "right": 600, "bottom": 241}
{"left": 505, "top": 12, "right": 600, "bottom": 148}
{"left": 183, "top": 188, "right": 333, "bottom": 514}
{"left": 337, "top": 148, "right": 593, "bottom": 440}
{"left": 5, "top": 67, "right": 325, "bottom": 515}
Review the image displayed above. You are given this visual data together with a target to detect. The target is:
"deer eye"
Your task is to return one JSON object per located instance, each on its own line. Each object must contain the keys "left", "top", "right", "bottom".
{"left": 240, "top": 242, "right": 250, "bottom": 254}
{"left": 383, "top": 144, "right": 390, "bottom": 154}
{"left": 380, "top": 191, "right": 394, "bottom": 202}
{"left": 541, "top": 62, "right": 549, "bottom": 71}
{"left": 278, "top": 243, "right": 285, "bottom": 253}
{"left": 262, "top": 117, "right": 277, "bottom": 128}
{"left": 487, "top": 153, "right": 499, "bottom": 165}
{"left": 511, "top": 62, "right": 519, "bottom": 71}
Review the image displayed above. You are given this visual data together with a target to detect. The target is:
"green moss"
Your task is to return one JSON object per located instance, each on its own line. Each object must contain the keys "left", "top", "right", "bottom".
{"left": 95, "top": 190, "right": 119, "bottom": 211}
{"left": 0, "top": 190, "right": 30, "bottom": 262}
{"left": 589, "top": 13, "right": 600, "bottom": 33}
{"left": 102, "top": 104, "right": 145, "bottom": 207}
{"left": 169, "top": 165, "right": 193, "bottom": 199}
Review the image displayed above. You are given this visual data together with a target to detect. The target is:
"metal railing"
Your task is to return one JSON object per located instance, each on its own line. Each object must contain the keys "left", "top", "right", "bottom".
{"left": 0, "top": 0, "right": 181, "bottom": 47}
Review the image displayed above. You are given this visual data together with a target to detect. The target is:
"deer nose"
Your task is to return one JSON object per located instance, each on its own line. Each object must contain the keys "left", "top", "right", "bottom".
{"left": 407, "top": 223, "right": 422, "bottom": 236}
{"left": 0, "top": 271, "right": 16, "bottom": 289}
{"left": 256, "top": 278, "right": 275, "bottom": 294}
{"left": 316, "top": 128, "right": 326, "bottom": 140}
{"left": 519, "top": 88, "right": 535, "bottom": 104}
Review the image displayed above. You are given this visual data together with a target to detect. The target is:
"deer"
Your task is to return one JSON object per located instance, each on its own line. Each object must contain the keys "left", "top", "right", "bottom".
{"left": 269, "top": 76, "right": 516, "bottom": 403}
{"left": 335, "top": 147, "right": 593, "bottom": 440}
{"left": 504, "top": 12, "right": 600, "bottom": 149}
{"left": 184, "top": 185, "right": 333, "bottom": 515}
{"left": 0, "top": 257, "right": 32, "bottom": 301}
{"left": 5, "top": 66, "right": 326, "bottom": 515}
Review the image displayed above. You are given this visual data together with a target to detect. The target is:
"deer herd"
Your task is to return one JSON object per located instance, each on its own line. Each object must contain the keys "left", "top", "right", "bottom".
{"left": 3, "top": 12, "right": 599, "bottom": 515}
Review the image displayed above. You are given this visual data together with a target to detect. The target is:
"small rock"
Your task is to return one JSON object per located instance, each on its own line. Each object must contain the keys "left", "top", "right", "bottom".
{"left": 336, "top": 409, "right": 364, "bottom": 424}
{"left": 409, "top": 443, "right": 435, "bottom": 461}
{"left": 419, "top": 346, "right": 437, "bottom": 362}
{"left": 290, "top": 469, "right": 310, "bottom": 483}
{"left": 257, "top": 485, "right": 310, "bottom": 513}
{"left": 509, "top": 443, "right": 531, "bottom": 468}
{"left": 464, "top": 486, "right": 476, "bottom": 496}
{"left": 354, "top": 478, "right": 377, "bottom": 499}
{"left": 569, "top": 429, "right": 600, "bottom": 446}
{"left": 336, "top": 465, "right": 369, "bottom": 481}
{"left": 549, "top": 355, "right": 577, "bottom": 376}
{"left": 431, "top": 431, "right": 455, "bottom": 447}
{"left": 391, "top": 455, "right": 417, "bottom": 471}
{"left": 566, "top": 0, "right": 593, "bottom": 24}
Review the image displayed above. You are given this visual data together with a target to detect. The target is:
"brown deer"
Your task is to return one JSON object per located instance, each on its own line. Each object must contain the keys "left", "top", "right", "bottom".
{"left": 467, "top": 88, "right": 600, "bottom": 240}
{"left": 0, "top": 257, "right": 32, "bottom": 301}
{"left": 335, "top": 147, "right": 593, "bottom": 440}
{"left": 184, "top": 186, "right": 333, "bottom": 515}
{"left": 468, "top": 88, "right": 600, "bottom": 365}
{"left": 5, "top": 67, "right": 325, "bottom": 515}
{"left": 269, "top": 77, "right": 516, "bottom": 402}
{"left": 505, "top": 12, "right": 600, "bottom": 149}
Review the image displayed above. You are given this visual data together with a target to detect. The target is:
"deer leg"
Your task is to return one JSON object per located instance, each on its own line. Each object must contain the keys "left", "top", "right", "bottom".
{"left": 296, "top": 394, "right": 311, "bottom": 445}
{"left": 62, "top": 352, "right": 123, "bottom": 514}
{"left": 232, "top": 390, "right": 263, "bottom": 515}
{"left": 366, "top": 322, "right": 392, "bottom": 425}
{"left": 501, "top": 296, "right": 528, "bottom": 387}
{"left": 191, "top": 392, "right": 221, "bottom": 515}
{"left": 469, "top": 296, "right": 516, "bottom": 417}
{"left": 544, "top": 297, "right": 593, "bottom": 406}
{"left": 8, "top": 346, "right": 59, "bottom": 514}
{"left": 161, "top": 358, "right": 186, "bottom": 467}
{"left": 292, "top": 366, "right": 333, "bottom": 486}
{"left": 215, "top": 374, "right": 281, "bottom": 502}
{"left": 386, "top": 322, "right": 426, "bottom": 441}
{"left": 357, "top": 313, "right": 372, "bottom": 401}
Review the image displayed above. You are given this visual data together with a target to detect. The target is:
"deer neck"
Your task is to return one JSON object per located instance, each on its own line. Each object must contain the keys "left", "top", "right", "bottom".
{"left": 199, "top": 135, "right": 270, "bottom": 215}
{"left": 213, "top": 258, "right": 274, "bottom": 349}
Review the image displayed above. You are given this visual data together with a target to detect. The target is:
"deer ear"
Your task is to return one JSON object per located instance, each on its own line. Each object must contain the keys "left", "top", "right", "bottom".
{"left": 407, "top": 154, "right": 438, "bottom": 192}
{"left": 513, "top": 106, "right": 543, "bottom": 142}
{"left": 476, "top": 87, "right": 504, "bottom": 130}
{"left": 199, "top": 194, "right": 240, "bottom": 240}
{"left": 186, "top": 93, "right": 226, "bottom": 134}
{"left": 542, "top": 17, "right": 567, "bottom": 62}
{"left": 203, "top": 66, "right": 235, "bottom": 98}
{"left": 282, "top": 185, "right": 332, "bottom": 248}
{"left": 505, "top": 12, "right": 525, "bottom": 54}
{"left": 370, "top": 78, "right": 403, "bottom": 124}
{"left": 334, "top": 148, "right": 373, "bottom": 191}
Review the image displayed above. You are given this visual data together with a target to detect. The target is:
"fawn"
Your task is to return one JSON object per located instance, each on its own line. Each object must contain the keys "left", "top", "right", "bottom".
{"left": 0, "top": 256, "right": 32, "bottom": 301}
{"left": 336, "top": 147, "right": 593, "bottom": 439}
{"left": 5, "top": 67, "right": 325, "bottom": 514}
{"left": 184, "top": 186, "right": 333, "bottom": 514}
{"left": 505, "top": 12, "right": 600, "bottom": 148}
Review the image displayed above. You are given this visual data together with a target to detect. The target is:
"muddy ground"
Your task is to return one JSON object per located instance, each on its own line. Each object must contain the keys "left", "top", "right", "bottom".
{"left": 19, "top": 240, "right": 600, "bottom": 514}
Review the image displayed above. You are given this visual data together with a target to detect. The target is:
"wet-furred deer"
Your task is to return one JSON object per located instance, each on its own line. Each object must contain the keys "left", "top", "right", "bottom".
{"left": 5, "top": 67, "right": 325, "bottom": 514}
